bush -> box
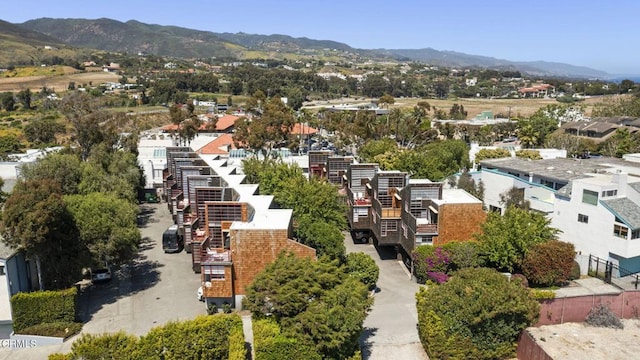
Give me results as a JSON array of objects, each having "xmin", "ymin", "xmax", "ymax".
[
  {"xmin": 412, "ymin": 246, "xmax": 451, "ymax": 284},
  {"xmin": 136, "ymin": 314, "xmax": 242, "ymax": 359},
  {"xmin": 11, "ymin": 288, "xmax": 77, "ymax": 332},
  {"xmin": 228, "ymin": 326, "xmax": 247, "ymax": 360},
  {"xmin": 569, "ymin": 260, "xmax": 581, "ymax": 280},
  {"xmin": 416, "ymin": 268, "xmax": 540, "ymax": 360},
  {"xmin": 67, "ymin": 332, "xmax": 138, "ymax": 360},
  {"xmin": 345, "ymin": 252, "xmax": 379, "ymax": 290},
  {"xmin": 253, "ymin": 318, "xmax": 320, "ymax": 360},
  {"xmin": 512, "ymin": 273, "xmax": 529, "ymax": 288},
  {"xmin": 20, "ymin": 321, "xmax": 82, "ymax": 338},
  {"xmin": 441, "ymin": 241, "xmax": 483, "ymax": 270},
  {"xmin": 530, "ymin": 289, "xmax": 556, "ymax": 300},
  {"xmin": 585, "ymin": 304, "xmax": 624, "ymax": 329},
  {"xmin": 522, "ymin": 241, "xmax": 575, "ymax": 287}
]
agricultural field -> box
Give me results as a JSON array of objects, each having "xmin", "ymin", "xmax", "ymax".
[{"xmin": 0, "ymin": 66, "xmax": 119, "ymax": 93}]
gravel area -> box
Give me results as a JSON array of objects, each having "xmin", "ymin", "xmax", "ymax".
[{"xmin": 527, "ymin": 319, "xmax": 640, "ymax": 359}]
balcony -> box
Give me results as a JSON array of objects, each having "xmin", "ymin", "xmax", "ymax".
[
  {"xmin": 381, "ymin": 208, "xmax": 401, "ymax": 218},
  {"xmin": 416, "ymin": 218, "xmax": 438, "ymax": 235},
  {"xmin": 202, "ymin": 249, "xmax": 232, "ymax": 264}
]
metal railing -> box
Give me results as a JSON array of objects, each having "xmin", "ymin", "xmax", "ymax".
[{"xmin": 588, "ymin": 255, "xmax": 640, "ymax": 290}]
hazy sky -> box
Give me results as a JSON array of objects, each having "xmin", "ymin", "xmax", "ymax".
[{"xmin": 3, "ymin": 0, "xmax": 638, "ymax": 74}]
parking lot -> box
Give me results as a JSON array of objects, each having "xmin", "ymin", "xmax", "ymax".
[{"xmin": 1, "ymin": 202, "xmax": 206, "ymax": 359}]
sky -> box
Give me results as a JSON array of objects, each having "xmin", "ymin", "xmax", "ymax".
[{"xmin": 3, "ymin": 0, "xmax": 639, "ymax": 75}]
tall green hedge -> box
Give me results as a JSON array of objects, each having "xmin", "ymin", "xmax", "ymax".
[
  {"xmin": 11, "ymin": 288, "xmax": 77, "ymax": 332},
  {"xmin": 49, "ymin": 314, "xmax": 243, "ymax": 360},
  {"xmin": 228, "ymin": 326, "xmax": 247, "ymax": 360},
  {"xmin": 253, "ymin": 318, "xmax": 320, "ymax": 360}
]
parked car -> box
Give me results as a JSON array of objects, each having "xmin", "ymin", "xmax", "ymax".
[{"xmin": 91, "ymin": 262, "xmax": 112, "ymax": 283}]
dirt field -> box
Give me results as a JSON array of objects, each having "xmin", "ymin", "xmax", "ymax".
[
  {"xmin": 0, "ymin": 67, "xmax": 119, "ymax": 93},
  {"xmin": 304, "ymin": 96, "xmax": 604, "ymax": 119},
  {"xmin": 527, "ymin": 319, "xmax": 640, "ymax": 359}
]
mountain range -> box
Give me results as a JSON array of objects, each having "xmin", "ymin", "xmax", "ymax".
[{"xmin": 1, "ymin": 17, "xmax": 615, "ymax": 79}]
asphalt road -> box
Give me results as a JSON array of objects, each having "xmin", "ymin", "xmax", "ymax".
[
  {"xmin": 1, "ymin": 202, "xmax": 206, "ymax": 359},
  {"xmin": 345, "ymin": 233, "xmax": 429, "ymax": 360}
]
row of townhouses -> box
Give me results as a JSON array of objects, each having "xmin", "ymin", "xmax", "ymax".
[
  {"xmin": 308, "ymin": 151, "xmax": 486, "ymax": 268},
  {"xmin": 161, "ymin": 146, "xmax": 315, "ymax": 308}
]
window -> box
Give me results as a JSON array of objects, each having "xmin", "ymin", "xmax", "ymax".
[
  {"xmin": 402, "ymin": 223, "xmax": 408, "ymax": 238},
  {"xmin": 601, "ymin": 189, "xmax": 618, "ymax": 197},
  {"xmin": 614, "ymin": 224, "xmax": 629, "ymax": 239},
  {"xmin": 416, "ymin": 236, "xmax": 433, "ymax": 244},
  {"xmin": 632, "ymin": 229, "xmax": 640, "ymax": 240},
  {"xmin": 577, "ymin": 214, "xmax": 589, "ymax": 223},
  {"xmin": 203, "ymin": 265, "xmax": 225, "ymax": 280},
  {"xmin": 582, "ymin": 189, "xmax": 598, "ymax": 205},
  {"xmin": 0, "ymin": 265, "xmax": 4, "ymax": 276}
]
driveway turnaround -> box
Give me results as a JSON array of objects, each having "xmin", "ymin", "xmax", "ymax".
[
  {"xmin": 344, "ymin": 233, "xmax": 428, "ymax": 360},
  {"xmin": 1, "ymin": 202, "xmax": 206, "ymax": 359}
]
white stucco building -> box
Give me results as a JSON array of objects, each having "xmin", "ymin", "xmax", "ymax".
[{"xmin": 479, "ymin": 156, "xmax": 640, "ymax": 274}]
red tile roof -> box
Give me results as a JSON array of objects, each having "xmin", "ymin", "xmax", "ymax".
[
  {"xmin": 214, "ymin": 114, "xmax": 241, "ymax": 131},
  {"xmin": 291, "ymin": 123, "xmax": 318, "ymax": 135},
  {"xmin": 196, "ymin": 134, "xmax": 236, "ymax": 155}
]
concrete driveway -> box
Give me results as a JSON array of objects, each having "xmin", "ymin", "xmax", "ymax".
[
  {"xmin": 1, "ymin": 202, "xmax": 206, "ymax": 359},
  {"xmin": 344, "ymin": 233, "xmax": 428, "ymax": 360}
]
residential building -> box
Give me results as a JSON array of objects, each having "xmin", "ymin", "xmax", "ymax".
[
  {"xmin": 162, "ymin": 148, "xmax": 316, "ymax": 308},
  {"xmin": 334, "ymin": 153, "xmax": 485, "ymax": 267},
  {"xmin": 0, "ymin": 243, "xmax": 37, "ymax": 339},
  {"xmin": 518, "ymin": 83, "xmax": 555, "ymax": 98},
  {"xmin": 478, "ymin": 156, "xmax": 640, "ymax": 275}
]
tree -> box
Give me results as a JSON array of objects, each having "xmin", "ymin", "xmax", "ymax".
[
  {"xmin": 522, "ymin": 240, "xmax": 575, "ymax": 287},
  {"xmin": 19, "ymin": 153, "xmax": 83, "ymax": 195},
  {"xmin": 475, "ymin": 206, "xmax": 560, "ymax": 272},
  {"xmin": 65, "ymin": 192, "xmax": 140, "ymax": 266},
  {"xmin": 378, "ymin": 93, "xmax": 395, "ymax": 108},
  {"xmin": 234, "ymin": 97, "xmax": 295, "ymax": 158},
  {"xmin": 23, "ymin": 116, "xmax": 65, "ymax": 145},
  {"xmin": 244, "ymin": 253, "xmax": 372, "ymax": 359},
  {"xmin": 59, "ymin": 91, "xmax": 110, "ymax": 161},
  {"xmin": 454, "ymin": 170, "xmax": 484, "ymax": 200},
  {"xmin": 1, "ymin": 179, "xmax": 84, "ymax": 289},
  {"xmin": 296, "ymin": 217, "xmax": 345, "ymax": 261},
  {"xmin": 449, "ymin": 103, "xmax": 467, "ymax": 120},
  {"xmin": 499, "ymin": 186, "xmax": 530, "ymax": 210},
  {"xmin": 0, "ymin": 92, "xmax": 14, "ymax": 111},
  {"xmin": 416, "ymin": 267, "xmax": 539, "ymax": 360},
  {"xmin": 16, "ymin": 89, "xmax": 32, "ymax": 110},
  {"xmin": 515, "ymin": 149, "xmax": 542, "ymax": 160},
  {"xmin": 358, "ymin": 138, "xmax": 397, "ymax": 163},
  {"xmin": 345, "ymin": 252, "xmax": 379, "ymax": 290},
  {"xmin": 0, "ymin": 135, "xmax": 22, "ymax": 159}
]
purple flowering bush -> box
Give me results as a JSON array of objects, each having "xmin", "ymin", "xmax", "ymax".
[{"xmin": 412, "ymin": 246, "xmax": 452, "ymax": 284}]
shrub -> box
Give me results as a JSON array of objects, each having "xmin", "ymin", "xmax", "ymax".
[
  {"xmin": 135, "ymin": 314, "xmax": 243, "ymax": 359},
  {"xmin": 416, "ymin": 268, "xmax": 540, "ymax": 360},
  {"xmin": 20, "ymin": 321, "xmax": 82, "ymax": 339},
  {"xmin": 522, "ymin": 241, "xmax": 575, "ymax": 287},
  {"xmin": 412, "ymin": 246, "xmax": 451, "ymax": 284},
  {"xmin": 228, "ymin": 326, "xmax": 247, "ymax": 360},
  {"xmin": 530, "ymin": 289, "xmax": 556, "ymax": 300},
  {"xmin": 585, "ymin": 304, "xmax": 624, "ymax": 329},
  {"xmin": 569, "ymin": 260, "xmax": 581, "ymax": 280},
  {"xmin": 11, "ymin": 288, "xmax": 77, "ymax": 332},
  {"xmin": 441, "ymin": 241, "xmax": 483, "ymax": 270},
  {"xmin": 253, "ymin": 318, "xmax": 320, "ymax": 360},
  {"xmin": 345, "ymin": 252, "xmax": 379, "ymax": 290},
  {"xmin": 67, "ymin": 332, "xmax": 138, "ymax": 360},
  {"xmin": 511, "ymin": 273, "xmax": 529, "ymax": 288}
]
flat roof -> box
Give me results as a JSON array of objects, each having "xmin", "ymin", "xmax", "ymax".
[
  {"xmin": 434, "ymin": 188, "xmax": 482, "ymax": 204},
  {"xmin": 480, "ymin": 157, "xmax": 640, "ymax": 182}
]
